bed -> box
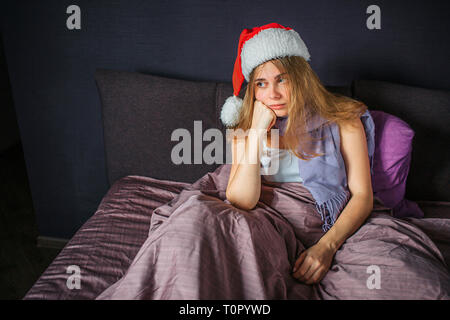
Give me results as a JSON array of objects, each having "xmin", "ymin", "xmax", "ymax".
[{"xmin": 23, "ymin": 69, "xmax": 450, "ymax": 299}]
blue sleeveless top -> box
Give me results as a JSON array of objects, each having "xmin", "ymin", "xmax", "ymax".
[{"xmin": 260, "ymin": 138, "xmax": 304, "ymax": 183}]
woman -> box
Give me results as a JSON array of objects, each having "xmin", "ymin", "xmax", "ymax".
[
  {"xmin": 96, "ymin": 23, "xmax": 449, "ymax": 300},
  {"xmin": 223, "ymin": 22, "xmax": 374, "ymax": 285}
]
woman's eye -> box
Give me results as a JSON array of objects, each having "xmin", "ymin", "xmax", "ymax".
[{"xmin": 256, "ymin": 78, "xmax": 286, "ymax": 88}]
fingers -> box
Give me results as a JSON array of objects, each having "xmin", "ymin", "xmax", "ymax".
[
  {"xmin": 292, "ymin": 252, "xmax": 311, "ymax": 280},
  {"xmin": 292, "ymin": 255, "xmax": 326, "ymax": 285},
  {"xmin": 293, "ymin": 262, "xmax": 322, "ymax": 284},
  {"xmin": 292, "ymin": 251, "xmax": 306, "ymax": 273},
  {"xmin": 264, "ymin": 104, "xmax": 278, "ymax": 131},
  {"xmin": 302, "ymin": 261, "xmax": 319, "ymax": 281},
  {"xmin": 252, "ymin": 100, "xmax": 277, "ymax": 131},
  {"xmin": 268, "ymin": 115, "xmax": 276, "ymax": 131},
  {"xmin": 293, "ymin": 258, "xmax": 312, "ymax": 282},
  {"xmin": 304, "ymin": 266, "xmax": 326, "ymax": 285}
]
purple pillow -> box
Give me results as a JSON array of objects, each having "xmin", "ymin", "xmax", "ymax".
[{"xmin": 369, "ymin": 110, "xmax": 424, "ymax": 218}]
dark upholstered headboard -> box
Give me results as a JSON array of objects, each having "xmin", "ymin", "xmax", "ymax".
[{"xmin": 94, "ymin": 69, "xmax": 450, "ymax": 202}]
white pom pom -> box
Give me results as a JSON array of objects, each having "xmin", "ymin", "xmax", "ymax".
[{"xmin": 220, "ymin": 95, "xmax": 243, "ymax": 127}]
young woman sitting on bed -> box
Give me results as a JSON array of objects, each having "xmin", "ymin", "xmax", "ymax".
[
  {"xmin": 96, "ymin": 22, "xmax": 449, "ymax": 300},
  {"xmin": 223, "ymin": 22, "xmax": 374, "ymax": 285}
]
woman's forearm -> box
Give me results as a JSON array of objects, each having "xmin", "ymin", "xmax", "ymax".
[
  {"xmin": 318, "ymin": 193, "xmax": 373, "ymax": 252},
  {"xmin": 227, "ymin": 129, "xmax": 265, "ymax": 210}
]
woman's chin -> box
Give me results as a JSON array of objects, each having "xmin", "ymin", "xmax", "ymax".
[{"xmin": 275, "ymin": 110, "xmax": 288, "ymax": 118}]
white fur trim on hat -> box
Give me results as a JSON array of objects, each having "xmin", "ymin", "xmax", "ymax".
[
  {"xmin": 220, "ymin": 95, "xmax": 243, "ymax": 127},
  {"xmin": 241, "ymin": 28, "xmax": 311, "ymax": 82}
]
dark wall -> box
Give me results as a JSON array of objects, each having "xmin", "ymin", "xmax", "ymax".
[
  {"xmin": 0, "ymin": 32, "xmax": 20, "ymax": 153},
  {"xmin": 1, "ymin": 0, "xmax": 449, "ymax": 239}
]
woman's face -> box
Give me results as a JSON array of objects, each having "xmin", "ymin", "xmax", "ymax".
[{"xmin": 254, "ymin": 61, "xmax": 290, "ymax": 117}]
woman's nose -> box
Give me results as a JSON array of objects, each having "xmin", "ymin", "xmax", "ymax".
[{"xmin": 268, "ymin": 85, "xmax": 281, "ymax": 98}]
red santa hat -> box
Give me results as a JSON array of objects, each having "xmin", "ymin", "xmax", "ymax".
[{"xmin": 220, "ymin": 22, "xmax": 311, "ymax": 127}]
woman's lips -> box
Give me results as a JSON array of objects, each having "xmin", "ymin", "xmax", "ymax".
[{"xmin": 269, "ymin": 104, "xmax": 285, "ymax": 110}]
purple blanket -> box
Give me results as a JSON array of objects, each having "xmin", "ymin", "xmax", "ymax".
[
  {"xmin": 23, "ymin": 164, "xmax": 450, "ymax": 299},
  {"xmin": 93, "ymin": 164, "xmax": 450, "ymax": 299}
]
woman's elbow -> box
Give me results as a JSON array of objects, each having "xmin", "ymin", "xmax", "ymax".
[{"xmin": 226, "ymin": 190, "xmax": 256, "ymax": 211}]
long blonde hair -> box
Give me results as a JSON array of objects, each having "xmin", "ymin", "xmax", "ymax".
[{"xmin": 231, "ymin": 56, "xmax": 368, "ymax": 160}]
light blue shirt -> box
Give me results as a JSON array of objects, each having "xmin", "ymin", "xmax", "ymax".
[{"xmin": 260, "ymin": 138, "xmax": 304, "ymax": 183}]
